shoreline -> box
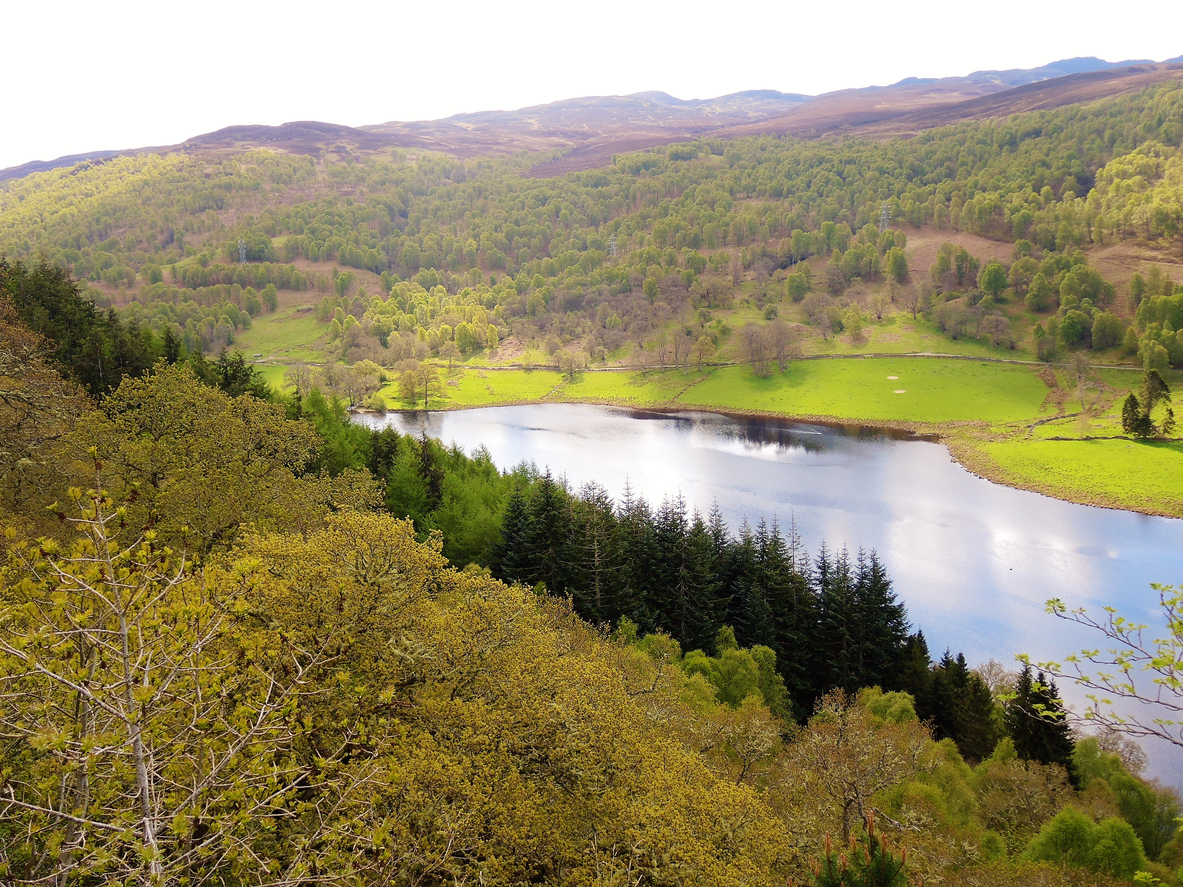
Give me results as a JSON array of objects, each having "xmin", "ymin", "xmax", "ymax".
[{"xmin": 354, "ymin": 394, "xmax": 1183, "ymax": 522}]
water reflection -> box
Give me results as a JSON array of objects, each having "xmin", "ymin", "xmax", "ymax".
[{"xmin": 355, "ymin": 403, "xmax": 1183, "ymax": 780}]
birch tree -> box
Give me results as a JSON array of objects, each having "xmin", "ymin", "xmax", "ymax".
[{"xmin": 0, "ymin": 478, "xmax": 326, "ymax": 887}]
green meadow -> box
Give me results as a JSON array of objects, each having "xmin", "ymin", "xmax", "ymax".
[
  {"xmin": 979, "ymin": 438, "xmax": 1183, "ymax": 517},
  {"xmin": 233, "ymin": 307, "xmax": 324, "ymax": 362},
  {"xmin": 349, "ymin": 354, "xmax": 1179, "ymax": 517},
  {"xmin": 676, "ymin": 359, "xmax": 1052, "ymax": 425}
]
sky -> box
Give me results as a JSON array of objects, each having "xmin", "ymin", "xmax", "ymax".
[{"xmin": 3, "ymin": 0, "xmax": 1183, "ymax": 171}]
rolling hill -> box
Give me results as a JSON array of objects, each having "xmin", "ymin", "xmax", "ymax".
[{"xmin": 4, "ymin": 55, "xmax": 1181, "ymax": 182}]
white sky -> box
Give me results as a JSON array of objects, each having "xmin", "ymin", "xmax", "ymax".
[{"xmin": 3, "ymin": 0, "xmax": 1182, "ymax": 171}]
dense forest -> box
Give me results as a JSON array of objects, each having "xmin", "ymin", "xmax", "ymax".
[
  {"xmin": 2, "ymin": 80, "xmax": 1183, "ymax": 374},
  {"xmin": 2, "ymin": 260, "xmax": 1182, "ymax": 885}
]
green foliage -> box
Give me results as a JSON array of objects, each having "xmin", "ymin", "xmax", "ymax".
[
  {"xmin": 1026, "ymin": 808, "xmax": 1148, "ymax": 880},
  {"xmin": 1, "ymin": 258, "xmax": 160, "ymax": 396},
  {"xmin": 1122, "ymin": 370, "xmax": 1174, "ymax": 437},
  {"xmin": 7, "ymin": 80, "xmax": 1183, "ymax": 367},
  {"xmin": 1004, "ymin": 665, "xmax": 1076, "ymax": 778},
  {"xmin": 813, "ymin": 814, "xmax": 913, "ymax": 886}
]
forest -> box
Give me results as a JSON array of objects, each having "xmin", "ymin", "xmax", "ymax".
[
  {"xmin": 2, "ymin": 80, "xmax": 1183, "ymax": 374},
  {"xmin": 2, "ymin": 260, "xmax": 1182, "ymax": 886}
]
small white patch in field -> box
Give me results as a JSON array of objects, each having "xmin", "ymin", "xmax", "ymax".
[
  {"xmin": 887, "ymin": 375, "xmax": 898, "ymax": 380},
  {"xmin": 894, "ymin": 389, "xmax": 906, "ymax": 394}
]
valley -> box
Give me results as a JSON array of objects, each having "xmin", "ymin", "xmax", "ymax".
[{"xmin": 4, "ymin": 47, "xmax": 1183, "ymax": 887}]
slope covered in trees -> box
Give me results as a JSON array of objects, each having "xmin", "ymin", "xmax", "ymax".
[
  {"xmin": 3, "ymin": 283, "xmax": 1183, "ymax": 885},
  {"xmin": 2, "ymin": 79, "xmax": 1183, "ymax": 371}
]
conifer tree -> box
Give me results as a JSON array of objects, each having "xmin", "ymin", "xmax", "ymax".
[
  {"xmin": 890, "ymin": 632, "xmax": 933, "ymax": 715},
  {"xmin": 567, "ymin": 482, "xmax": 620, "ymax": 622},
  {"xmin": 681, "ymin": 510, "xmax": 726, "ymax": 653},
  {"xmin": 851, "ymin": 550, "xmax": 908, "ymax": 689},
  {"xmin": 1006, "ymin": 664, "xmax": 1076, "ymax": 780},
  {"xmin": 613, "ymin": 483, "xmax": 659, "ymax": 631},
  {"xmin": 524, "ymin": 470, "xmax": 573, "ymax": 597},
  {"xmin": 761, "ymin": 517, "xmax": 817, "ymax": 715},
  {"xmin": 815, "ymin": 546, "xmax": 858, "ymax": 693},
  {"xmin": 490, "ymin": 486, "xmax": 533, "ymax": 585}
]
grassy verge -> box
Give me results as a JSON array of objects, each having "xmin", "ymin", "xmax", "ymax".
[
  {"xmin": 675, "ymin": 359, "xmax": 1051, "ymax": 425},
  {"xmin": 367, "ymin": 356, "xmax": 1182, "ymax": 518},
  {"xmin": 971, "ymin": 438, "xmax": 1183, "ymax": 517}
]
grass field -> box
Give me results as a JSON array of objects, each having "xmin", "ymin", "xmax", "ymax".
[
  {"xmin": 558, "ymin": 370, "xmax": 709, "ymax": 405},
  {"xmin": 347, "ymin": 353, "xmax": 1180, "ymax": 517},
  {"xmin": 795, "ymin": 314, "xmax": 1036, "ymax": 361},
  {"xmin": 979, "ymin": 438, "xmax": 1183, "ymax": 517},
  {"xmin": 381, "ymin": 368, "xmax": 566, "ymax": 407},
  {"xmin": 233, "ymin": 307, "xmax": 324, "ymax": 362},
  {"xmin": 254, "ymin": 363, "xmax": 290, "ymax": 391},
  {"xmin": 676, "ymin": 359, "xmax": 1052, "ymax": 425}
]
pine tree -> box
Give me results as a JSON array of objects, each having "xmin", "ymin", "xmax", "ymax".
[
  {"xmin": 613, "ymin": 483, "xmax": 659, "ymax": 631},
  {"xmin": 654, "ymin": 495, "xmax": 691, "ymax": 637},
  {"xmin": 1006, "ymin": 664, "xmax": 1076, "ymax": 780},
  {"xmin": 890, "ymin": 632, "xmax": 934, "ymax": 718},
  {"xmin": 815, "ymin": 545, "xmax": 858, "ymax": 693},
  {"xmin": 851, "ymin": 550, "xmax": 908, "ymax": 689},
  {"xmin": 959, "ymin": 671, "xmax": 1002, "ymax": 764},
  {"xmin": 813, "ymin": 813, "xmax": 912, "ymax": 887},
  {"xmin": 524, "ymin": 471, "xmax": 573, "ymax": 598},
  {"xmin": 681, "ymin": 511, "xmax": 726, "ymax": 653},
  {"xmin": 728, "ymin": 521, "xmax": 760, "ymax": 647},
  {"xmin": 490, "ymin": 486, "xmax": 532, "ymax": 585},
  {"xmin": 568, "ymin": 482, "xmax": 620, "ymax": 623},
  {"xmin": 416, "ymin": 432, "xmax": 444, "ymax": 511},
  {"xmin": 761, "ymin": 517, "xmax": 817, "ymax": 716}
]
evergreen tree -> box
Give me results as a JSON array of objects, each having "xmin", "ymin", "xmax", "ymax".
[
  {"xmin": 567, "ymin": 482, "xmax": 620, "ymax": 623},
  {"xmin": 728, "ymin": 521, "xmax": 761, "ymax": 646},
  {"xmin": 851, "ymin": 550, "xmax": 908, "ymax": 689},
  {"xmin": 761, "ymin": 517, "xmax": 817, "ymax": 715},
  {"xmin": 958, "ymin": 671, "xmax": 1003, "ymax": 764},
  {"xmin": 813, "ymin": 813, "xmax": 912, "ymax": 887},
  {"xmin": 613, "ymin": 483, "xmax": 659, "ymax": 631},
  {"xmin": 1006, "ymin": 665, "xmax": 1076, "ymax": 780},
  {"xmin": 654, "ymin": 495, "xmax": 692, "ymax": 637},
  {"xmin": 681, "ymin": 511, "xmax": 726, "ymax": 653},
  {"xmin": 490, "ymin": 487, "xmax": 533, "ymax": 585},
  {"xmin": 815, "ymin": 545, "xmax": 858, "ymax": 693},
  {"xmin": 890, "ymin": 632, "xmax": 934, "ymax": 718},
  {"xmin": 416, "ymin": 432, "xmax": 445, "ymax": 511},
  {"xmin": 524, "ymin": 470, "xmax": 573, "ymax": 597}
]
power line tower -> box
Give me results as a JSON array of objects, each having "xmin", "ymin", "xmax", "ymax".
[
  {"xmin": 879, "ymin": 204, "xmax": 892, "ymax": 233},
  {"xmin": 607, "ymin": 234, "xmax": 617, "ymax": 258},
  {"xmin": 238, "ymin": 238, "xmax": 247, "ymax": 264}
]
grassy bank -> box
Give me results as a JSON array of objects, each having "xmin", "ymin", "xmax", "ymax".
[{"xmin": 395, "ymin": 356, "xmax": 1181, "ymax": 519}]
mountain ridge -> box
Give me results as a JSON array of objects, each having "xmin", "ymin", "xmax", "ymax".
[{"xmin": 3, "ymin": 55, "xmax": 1181, "ymax": 182}]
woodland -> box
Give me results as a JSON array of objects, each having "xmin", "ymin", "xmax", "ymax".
[
  {"xmin": 1, "ymin": 257, "xmax": 1182, "ymax": 886},
  {"xmin": 3, "ymin": 69, "xmax": 1183, "ymax": 886}
]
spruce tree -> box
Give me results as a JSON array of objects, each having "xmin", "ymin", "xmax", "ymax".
[
  {"xmin": 761, "ymin": 517, "xmax": 817, "ymax": 716},
  {"xmin": 654, "ymin": 495, "xmax": 691, "ymax": 637},
  {"xmin": 568, "ymin": 482, "xmax": 620, "ymax": 623},
  {"xmin": 728, "ymin": 521, "xmax": 760, "ymax": 646},
  {"xmin": 1006, "ymin": 664, "xmax": 1076, "ymax": 780},
  {"xmin": 613, "ymin": 483, "xmax": 659, "ymax": 632},
  {"xmin": 490, "ymin": 487, "xmax": 533, "ymax": 585},
  {"xmin": 815, "ymin": 545, "xmax": 858, "ymax": 693},
  {"xmin": 681, "ymin": 511, "xmax": 726, "ymax": 653},
  {"xmin": 851, "ymin": 550, "xmax": 908, "ymax": 689},
  {"xmin": 524, "ymin": 471, "xmax": 573, "ymax": 598},
  {"xmin": 891, "ymin": 632, "xmax": 934, "ymax": 719}
]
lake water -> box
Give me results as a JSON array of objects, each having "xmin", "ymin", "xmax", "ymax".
[{"xmin": 354, "ymin": 404, "xmax": 1183, "ymax": 779}]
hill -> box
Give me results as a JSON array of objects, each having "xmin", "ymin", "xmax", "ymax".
[{"xmin": 4, "ymin": 55, "xmax": 1182, "ymax": 182}]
